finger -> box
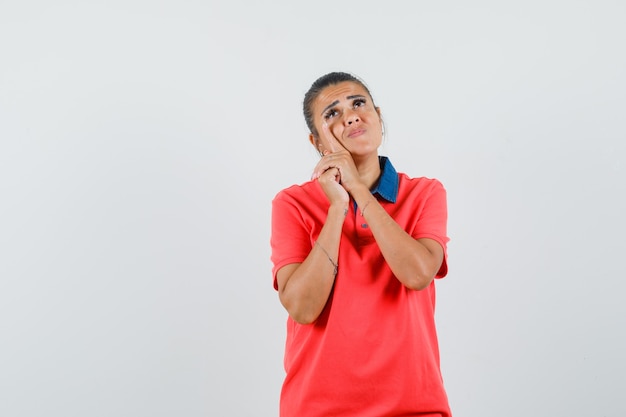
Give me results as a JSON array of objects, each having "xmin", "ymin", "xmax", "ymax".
[
  {"xmin": 320, "ymin": 167, "xmax": 341, "ymax": 183},
  {"xmin": 310, "ymin": 124, "xmax": 347, "ymax": 180},
  {"xmin": 321, "ymin": 123, "xmax": 346, "ymax": 154},
  {"xmin": 311, "ymin": 150, "xmax": 332, "ymax": 180},
  {"xmin": 311, "ymin": 162, "xmax": 326, "ymax": 180},
  {"xmin": 312, "ymin": 162, "xmax": 333, "ymax": 180},
  {"xmin": 333, "ymin": 167, "xmax": 341, "ymax": 182}
]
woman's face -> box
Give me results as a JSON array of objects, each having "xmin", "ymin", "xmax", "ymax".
[{"xmin": 310, "ymin": 81, "xmax": 382, "ymax": 157}]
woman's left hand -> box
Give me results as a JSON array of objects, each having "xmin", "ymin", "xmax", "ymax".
[{"xmin": 311, "ymin": 124, "xmax": 362, "ymax": 193}]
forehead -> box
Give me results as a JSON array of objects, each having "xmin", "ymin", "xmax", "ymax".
[{"xmin": 313, "ymin": 81, "xmax": 370, "ymax": 112}]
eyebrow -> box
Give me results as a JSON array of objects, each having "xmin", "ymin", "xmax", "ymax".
[{"xmin": 320, "ymin": 94, "xmax": 367, "ymax": 116}]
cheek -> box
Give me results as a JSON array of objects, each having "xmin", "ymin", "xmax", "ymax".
[
  {"xmin": 319, "ymin": 121, "xmax": 341, "ymax": 139},
  {"xmin": 331, "ymin": 125, "xmax": 347, "ymax": 144},
  {"xmin": 330, "ymin": 123, "xmax": 343, "ymax": 136}
]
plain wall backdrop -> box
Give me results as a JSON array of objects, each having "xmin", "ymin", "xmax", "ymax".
[{"xmin": 1, "ymin": 1, "xmax": 624, "ymax": 416}]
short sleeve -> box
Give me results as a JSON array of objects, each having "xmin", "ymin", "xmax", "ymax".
[
  {"xmin": 270, "ymin": 191, "xmax": 313, "ymax": 290},
  {"xmin": 411, "ymin": 179, "xmax": 449, "ymax": 278}
]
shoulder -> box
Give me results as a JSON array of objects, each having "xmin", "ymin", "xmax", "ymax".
[
  {"xmin": 397, "ymin": 173, "xmax": 446, "ymax": 194},
  {"xmin": 272, "ymin": 180, "xmax": 324, "ymax": 204},
  {"xmin": 271, "ymin": 180, "xmax": 329, "ymax": 226}
]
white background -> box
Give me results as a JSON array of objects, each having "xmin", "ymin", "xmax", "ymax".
[{"xmin": 1, "ymin": 1, "xmax": 625, "ymax": 416}]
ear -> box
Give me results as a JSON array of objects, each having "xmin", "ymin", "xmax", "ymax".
[
  {"xmin": 309, "ymin": 133, "xmax": 322, "ymax": 150},
  {"xmin": 310, "ymin": 133, "xmax": 324, "ymax": 155},
  {"xmin": 375, "ymin": 106, "xmax": 381, "ymax": 117}
]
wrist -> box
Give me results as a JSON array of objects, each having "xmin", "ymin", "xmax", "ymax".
[
  {"xmin": 328, "ymin": 203, "xmax": 349, "ymax": 218},
  {"xmin": 349, "ymin": 184, "xmax": 373, "ymax": 204}
]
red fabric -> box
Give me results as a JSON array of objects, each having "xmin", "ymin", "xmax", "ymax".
[{"xmin": 270, "ymin": 174, "xmax": 451, "ymax": 417}]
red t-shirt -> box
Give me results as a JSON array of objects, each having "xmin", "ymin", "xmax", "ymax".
[{"xmin": 271, "ymin": 159, "xmax": 451, "ymax": 417}]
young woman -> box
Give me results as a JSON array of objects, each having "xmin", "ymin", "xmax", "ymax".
[{"xmin": 270, "ymin": 72, "xmax": 452, "ymax": 416}]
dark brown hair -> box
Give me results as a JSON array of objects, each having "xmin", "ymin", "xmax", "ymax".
[{"xmin": 303, "ymin": 72, "xmax": 375, "ymax": 137}]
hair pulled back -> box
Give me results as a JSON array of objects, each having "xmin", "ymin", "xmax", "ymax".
[{"xmin": 303, "ymin": 72, "xmax": 375, "ymax": 137}]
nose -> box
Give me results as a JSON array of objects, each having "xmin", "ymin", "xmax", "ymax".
[{"xmin": 344, "ymin": 109, "xmax": 360, "ymax": 126}]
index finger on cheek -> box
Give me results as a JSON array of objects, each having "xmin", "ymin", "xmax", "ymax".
[{"xmin": 321, "ymin": 123, "xmax": 344, "ymax": 154}]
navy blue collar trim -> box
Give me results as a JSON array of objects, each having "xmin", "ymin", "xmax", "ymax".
[{"xmin": 371, "ymin": 156, "xmax": 398, "ymax": 203}]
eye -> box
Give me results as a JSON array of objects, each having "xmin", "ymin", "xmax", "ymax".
[
  {"xmin": 324, "ymin": 108, "xmax": 339, "ymax": 120},
  {"xmin": 353, "ymin": 98, "xmax": 366, "ymax": 108}
]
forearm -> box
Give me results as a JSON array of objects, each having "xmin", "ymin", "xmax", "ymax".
[
  {"xmin": 351, "ymin": 186, "xmax": 442, "ymax": 290},
  {"xmin": 278, "ymin": 204, "xmax": 347, "ymax": 324}
]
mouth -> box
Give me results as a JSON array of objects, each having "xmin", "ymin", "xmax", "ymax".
[{"xmin": 347, "ymin": 128, "xmax": 366, "ymax": 138}]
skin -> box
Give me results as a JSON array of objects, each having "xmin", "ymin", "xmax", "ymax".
[{"xmin": 276, "ymin": 81, "xmax": 445, "ymax": 324}]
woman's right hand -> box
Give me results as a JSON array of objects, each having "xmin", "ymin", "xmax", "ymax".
[{"xmin": 317, "ymin": 160, "xmax": 349, "ymax": 207}]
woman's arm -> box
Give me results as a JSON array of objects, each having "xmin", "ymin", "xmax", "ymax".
[
  {"xmin": 275, "ymin": 204, "xmax": 346, "ymax": 324},
  {"xmin": 275, "ymin": 164, "xmax": 349, "ymax": 324},
  {"xmin": 311, "ymin": 129, "xmax": 445, "ymax": 290},
  {"xmin": 350, "ymin": 185, "xmax": 444, "ymax": 290}
]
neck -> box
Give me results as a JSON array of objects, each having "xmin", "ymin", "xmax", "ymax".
[{"xmin": 353, "ymin": 154, "xmax": 381, "ymax": 190}]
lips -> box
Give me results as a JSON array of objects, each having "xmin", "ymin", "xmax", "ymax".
[{"xmin": 347, "ymin": 128, "xmax": 366, "ymax": 138}]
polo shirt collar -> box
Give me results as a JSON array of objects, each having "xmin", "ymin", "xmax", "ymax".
[{"xmin": 371, "ymin": 156, "xmax": 398, "ymax": 203}]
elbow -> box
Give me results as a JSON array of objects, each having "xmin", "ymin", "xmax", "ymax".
[
  {"xmin": 398, "ymin": 253, "xmax": 440, "ymax": 290},
  {"xmin": 398, "ymin": 271, "xmax": 435, "ymax": 291},
  {"xmin": 279, "ymin": 293, "xmax": 320, "ymax": 325},
  {"xmin": 404, "ymin": 275, "xmax": 434, "ymax": 291},
  {"xmin": 285, "ymin": 303, "xmax": 319, "ymax": 324},
  {"xmin": 289, "ymin": 312, "xmax": 317, "ymax": 325}
]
